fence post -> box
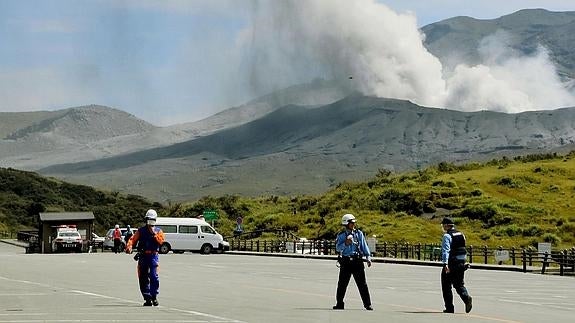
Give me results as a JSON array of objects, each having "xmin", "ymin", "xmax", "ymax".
[
  {"xmin": 511, "ymin": 247, "xmax": 516, "ymax": 266},
  {"xmin": 417, "ymin": 243, "xmax": 421, "ymax": 260},
  {"xmin": 541, "ymin": 252, "xmax": 549, "ymax": 274},
  {"xmin": 560, "ymin": 250, "xmax": 565, "ymax": 276},
  {"xmin": 383, "ymin": 242, "xmax": 387, "ymax": 258},
  {"xmin": 469, "ymin": 245, "xmax": 473, "ymax": 264},
  {"xmin": 522, "ymin": 249, "xmax": 527, "ymax": 273},
  {"xmin": 483, "ymin": 245, "xmax": 488, "ymax": 264},
  {"xmin": 394, "ymin": 242, "xmax": 398, "ymax": 258}
]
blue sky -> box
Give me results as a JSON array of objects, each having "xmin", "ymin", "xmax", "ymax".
[{"xmin": 0, "ymin": 0, "xmax": 573, "ymax": 126}]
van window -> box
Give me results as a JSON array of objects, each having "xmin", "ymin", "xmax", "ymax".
[
  {"xmin": 157, "ymin": 225, "xmax": 177, "ymax": 233},
  {"xmin": 179, "ymin": 225, "xmax": 198, "ymax": 234},
  {"xmin": 200, "ymin": 226, "xmax": 215, "ymax": 234}
]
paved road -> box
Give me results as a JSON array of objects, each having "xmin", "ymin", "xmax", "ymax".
[{"xmin": 0, "ymin": 243, "xmax": 573, "ymax": 323}]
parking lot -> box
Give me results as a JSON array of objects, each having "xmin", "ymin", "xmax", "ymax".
[{"xmin": 0, "ymin": 242, "xmax": 573, "ymax": 323}]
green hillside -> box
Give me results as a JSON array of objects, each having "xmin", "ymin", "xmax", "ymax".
[
  {"xmin": 2, "ymin": 152, "xmax": 575, "ymax": 250},
  {"xmin": 0, "ymin": 168, "xmax": 162, "ymax": 234},
  {"xmin": 172, "ymin": 152, "xmax": 575, "ymax": 249}
]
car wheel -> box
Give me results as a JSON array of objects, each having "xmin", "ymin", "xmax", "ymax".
[
  {"xmin": 159, "ymin": 243, "xmax": 171, "ymax": 254},
  {"xmin": 200, "ymin": 244, "xmax": 213, "ymax": 254}
]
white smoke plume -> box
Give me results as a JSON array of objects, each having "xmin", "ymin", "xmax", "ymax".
[{"xmin": 240, "ymin": 0, "xmax": 575, "ymax": 112}]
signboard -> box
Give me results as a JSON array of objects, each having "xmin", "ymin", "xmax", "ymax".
[
  {"xmin": 538, "ymin": 242, "xmax": 551, "ymax": 255},
  {"xmin": 203, "ymin": 210, "xmax": 218, "ymax": 221},
  {"xmin": 494, "ymin": 250, "xmax": 509, "ymax": 263},
  {"xmin": 367, "ymin": 237, "xmax": 377, "ymax": 256}
]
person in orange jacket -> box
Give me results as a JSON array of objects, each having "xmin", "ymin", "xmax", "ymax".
[
  {"xmin": 112, "ymin": 224, "xmax": 123, "ymax": 254},
  {"xmin": 126, "ymin": 209, "xmax": 165, "ymax": 306}
]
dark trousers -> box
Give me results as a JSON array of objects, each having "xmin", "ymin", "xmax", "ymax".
[
  {"xmin": 113, "ymin": 238, "xmax": 122, "ymax": 253},
  {"xmin": 441, "ymin": 261, "xmax": 470, "ymax": 311},
  {"xmin": 138, "ymin": 254, "xmax": 160, "ymax": 300},
  {"xmin": 335, "ymin": 257, "xmax": 371, "ymax": 307}
]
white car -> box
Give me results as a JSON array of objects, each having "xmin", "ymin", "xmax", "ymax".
[
  {"xmin": 51, "ymin": 229, "xmax": 83, "ymax": 253},
  {"xmin": 104, "ymin": 227, "xmax": 136, "ymax": 250}
]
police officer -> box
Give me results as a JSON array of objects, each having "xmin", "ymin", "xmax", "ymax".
[
  {"xmin": 333, "ymin": 213, "xmax": 373, "ymax": 311},
  {"xmin": 126, "ymin": 209, "xmax": 165, "ymax": 306},
  {"xmin": 440, "ymin": 217, "xmax": 472, "ymax": 313}
]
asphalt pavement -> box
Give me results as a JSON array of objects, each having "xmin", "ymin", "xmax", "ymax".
[{"xmin": 0, "ymin": 243, "xmax": 573, "ymax": 323}]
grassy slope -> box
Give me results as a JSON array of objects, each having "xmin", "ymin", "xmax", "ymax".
[
  {"xmin": 3, "ymin": 152, "xmax": 574, "ymax": 249},
  {"xmin": 176, "ymin": 152, "xmax": 575, "ymax": 249}
]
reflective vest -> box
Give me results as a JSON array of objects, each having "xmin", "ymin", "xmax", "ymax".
[
  {"xmin": 447, "ymin": 228, "xmax": 467, "ymax": 261},
  {"xmin": 113, "ymin": 229, "xmax": 122, "ymax": 239}
]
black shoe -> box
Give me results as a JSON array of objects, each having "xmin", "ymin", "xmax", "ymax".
[
  {"xmin": 332, "ymin": 304, "xmax": 344, "ymax": 310},
  {"xmin": 443, "ymin": 309, "xmax": 454, "ymax": 313},
  {"xmin": 365, "ymin": 305, "xmax": 373, "ymax": 311},
  {"xmin": 152, "ymin": 299, "xmax": 159, "ymax": 306},
  {"xmin": 143, "ymin": 300, "xmax": 152, "ymax": 306},
  {"xmin": 465, "ymin": 296, "xmax": 473, "ymax": 313}
]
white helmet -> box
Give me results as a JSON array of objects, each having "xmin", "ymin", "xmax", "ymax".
[
  {"xmin": 145, "ymin": 209, "xmax": 158, "ymax": 220},
  {"xmin": 341, "ymin": 213, "xmax": 356, "ymax": 225},
  {"xmin": 114, "ymin": 224, "xmax": 119, "ymax": 229}
]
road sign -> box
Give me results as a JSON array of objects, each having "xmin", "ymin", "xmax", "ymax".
[
  {"xmin": 203, "ymin": 210, "xmax": 218, "ymax": 221},
  {"xmin": 494, "ymin": 250, "xmax": 509, "ymax": 263}
]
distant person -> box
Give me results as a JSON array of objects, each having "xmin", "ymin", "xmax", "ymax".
[
  {"xmin": 333, "ymin": 213, "xmax": 373, "ymax": 311},
  {"xmin": 124, "ymin": 225, "xmax": 133, "ymax": 245},
  {"xmin": 126, "ymin": 209, "xmax": 165, "ymax": 306},
  {"xmin": 112, "ymin": 224, "xmax": 122, "ymax": 254},
  {"xmin": 440, "ymin": 217, "xmax": 472, "ymax": 314}
]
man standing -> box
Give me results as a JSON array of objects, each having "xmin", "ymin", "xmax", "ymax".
[
  {"xmin": 126, "ymin": 209, "xmax": 165, "ymax": 306},
  {"xmin": 440, "ymin": 217, "xmax": 473, "ymax": 313},
  {"xmin": 333, "ymin": 213, "xmax": 373, "ymax": 311},
  {"xmin": 112, "ymin": 224, "xmax": 122, "ymax": 254}
]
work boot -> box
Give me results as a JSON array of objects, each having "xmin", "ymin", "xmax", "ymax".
[
  {"xmin": 443, "ymin": 307, "xmax": 454, "ymax": 313},
  {"xmin": 365, "ymin": 305, "xmax": 373, "ymax": 311},
  {"xmin": 465, "ymin": 296, "xmax": 473, "ymax": 313},
  {"xmin": 152, "ymin": 298, "xmax": 159, "ymax": 306},
  {"xmin": 143, "ymin": 299, "xmax": 153, "ymax": 306}
]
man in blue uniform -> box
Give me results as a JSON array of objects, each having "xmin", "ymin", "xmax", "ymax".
[
  {"xmin": 126, "ymin": 209, "xmax": 165, "ymax": 306},
  {"xmin": 333, "ymin": 213, "xmax": 373, "ymax": 311},
  {"xmin": 440, "ymin": 217, "xmax": 472, "ymax": 313}
]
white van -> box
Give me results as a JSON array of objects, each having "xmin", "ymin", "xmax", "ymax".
[{"xmin": 154, "ymin": 217, "xmax": 229, "ymax": 254}]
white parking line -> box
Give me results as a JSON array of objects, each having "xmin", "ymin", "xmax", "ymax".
[{"xmin": 0, "ymin": 276, "xmax": 246, "ymax": 323}]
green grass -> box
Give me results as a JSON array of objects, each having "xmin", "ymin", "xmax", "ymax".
[
  {"xmin": 171, "ymin": 152, "xmax": 575, "ymax": 249},
  {"xmin": 2, "ymin": 152, "xmax": 575, "ymax": 250}
]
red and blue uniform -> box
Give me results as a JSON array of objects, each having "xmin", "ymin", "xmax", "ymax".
[{"xmin": 127, "ymin": 226, "xmax": 165, "ymax": 301}]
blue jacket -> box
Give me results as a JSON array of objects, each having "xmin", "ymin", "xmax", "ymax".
[{"xmin": 336, "ymin": 229, "xmax": 372, "ymax": 261}]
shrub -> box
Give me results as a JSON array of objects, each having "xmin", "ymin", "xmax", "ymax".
[
  {"xmin": 522, "ymin": 225, "xmax": 543, "ymax": 237},
  {"xmin": 459, "ymin": 203, "xmax": 499, "ymax": 222},
  {"xmin": 542, "ymin": 233, "xmax": 561, "ymax": 244}
]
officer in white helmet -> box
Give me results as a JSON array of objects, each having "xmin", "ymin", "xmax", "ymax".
[
  {"xmin": 126, "ymin": 209, "xmax": 165, "ymax": 306},
  {"xmin": 333, "ymin": 213, "xmax": 373, "ymax": 311}
]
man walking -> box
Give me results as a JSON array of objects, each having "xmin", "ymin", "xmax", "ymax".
[
  {"xmin": 333, "ymin": 213, "xmax": 373, "ymax": 311},
  {"xmin": 440, "ymin": 217, "xmax": 473, "ymax": 313},
  {"xmin": 126, "ymin": 209, "xmax": 165, "ymax": 306}
]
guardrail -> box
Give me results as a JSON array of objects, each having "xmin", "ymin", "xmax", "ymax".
[{"xmin": 228, "ymin": 239, "xmax": 575, "ymax": 276}]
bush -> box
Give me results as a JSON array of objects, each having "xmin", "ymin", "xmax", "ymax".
[
  {"xmin": 522, "ymin": 225, "xmax": 543, "ymax": 237},
  {"xmin": 542, "ymin": 233, "xmax": 561, "ymax": 244},
  {"xmin": 459, "ymin": 203, "xmax": 499, "ymax": 223}
]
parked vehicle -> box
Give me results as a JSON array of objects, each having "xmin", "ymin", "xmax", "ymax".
[
  {"xmin": 103, "ymin": 227, "xmax": 136, "ymax": 251},
  {"xmin": 51, "ymin": 226, "xmax": 83, "ymax": 253},
  {"xmin": 154, "ymin": 217, "xmax": 229, "ymax": 254}
]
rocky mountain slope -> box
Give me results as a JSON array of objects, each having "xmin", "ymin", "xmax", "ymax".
[
  {"xmin": 39, "ymin": 95, "xmax": 575, "ymax": 201},
  {"xmin": 422, "ymin": 9, "xmax": 575, "ymax": 78}
]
